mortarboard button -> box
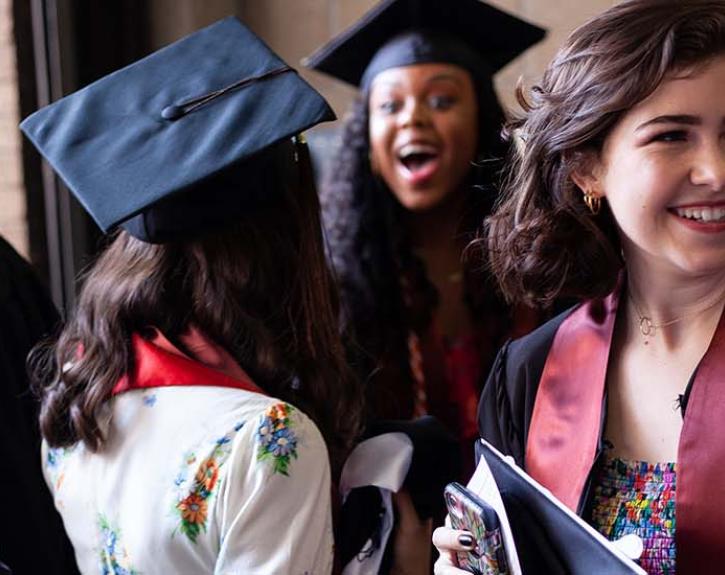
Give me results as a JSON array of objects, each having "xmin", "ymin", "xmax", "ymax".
[{"xmin": 161, "ymin": 105, "xmax": 184, "ymax": 121}]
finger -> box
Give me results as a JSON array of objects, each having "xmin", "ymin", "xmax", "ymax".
[{"xmin": 432, "ymin": 526, "xmax": 475, "ymax": 551}]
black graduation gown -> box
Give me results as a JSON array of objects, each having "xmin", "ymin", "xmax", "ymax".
[
  {"xmin": 0, "ymin": 236, "xmax": 78, "ymax": 575},
  {"xmin": 477, "ymin": 310, "xmax": 587, "ymax": 574},
  {"xmin": 477, "ymin": 309, "xmax": 571, "ymax": 470},
  {"xmin": 476, "ymin": 302, "xmax": 713, "ymax": 574}
]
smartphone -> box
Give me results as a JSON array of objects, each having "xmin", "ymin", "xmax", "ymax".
[{"xmin": 444, "ymin": 482, "xmax": 509, "ymax": 575}]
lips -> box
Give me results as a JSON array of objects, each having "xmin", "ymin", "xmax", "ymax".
[{"xmin": 396, "ymin": 142, "xmax": 440, "ymax": 185}]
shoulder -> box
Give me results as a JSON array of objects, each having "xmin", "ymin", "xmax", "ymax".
[
  {"xmin": 478, "ymin": 305, "xmax": 578, "ymax": 464},
  {"xmin": 233, "ymin": 397, "xmax": 328, "ymax": 479},
  {"xmin": 503, "ymin": 306, "xmax": 575, "ymax": 379}
]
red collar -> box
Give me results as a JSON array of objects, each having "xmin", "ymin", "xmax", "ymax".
[
  {"xmin": 112, "ymin": 329, "xmax": 264, "ymax": 396},
  {"xmin": 526, "ymin": 287, "xmax": 725, "ymax": 573}
]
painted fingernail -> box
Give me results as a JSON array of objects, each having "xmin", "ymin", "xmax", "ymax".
[{"xmin": 458, "ymin": 534, "xmax": 475, "ymax": 549}]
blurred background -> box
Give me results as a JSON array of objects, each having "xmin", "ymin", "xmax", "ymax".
[{"xmin": 1, "ymin": 0, "xmax": 617, "ymax": 313}]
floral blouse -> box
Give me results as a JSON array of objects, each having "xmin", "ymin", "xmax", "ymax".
[{"xmin": 43, "ymin": 386, "xmax": 333, "ymax": 574}]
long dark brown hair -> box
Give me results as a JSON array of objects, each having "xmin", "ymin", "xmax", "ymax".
[
  {"xmin": 486, "ymin": 0, "xmax": 725, "ymax": 307},
  {"xmin": 30, "ymin": 142, "xmax": 362, "ymax": 474},
  {"xmin": 321, "ymin": 74, "xmax": 512, "ymax": 420}
]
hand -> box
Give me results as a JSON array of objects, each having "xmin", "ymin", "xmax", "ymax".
[
  {"xmin": 389, "ymin": 489, "xmax": 433, "ymax": 575},
  {"xmin": 432, "ymin": 517, "xmax": 475, "ymax": 575}
]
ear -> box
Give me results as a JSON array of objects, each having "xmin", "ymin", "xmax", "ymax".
[{"xmin": 570, "ymin": 150, "xmax": 605, "ymax": 198}]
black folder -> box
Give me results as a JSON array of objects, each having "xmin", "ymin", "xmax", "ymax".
[{"xmin": 476, "ymin": 440, "xmax": 646, "ymax": 575}]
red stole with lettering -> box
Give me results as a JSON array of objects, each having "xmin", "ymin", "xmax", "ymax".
[
  {"xmin": 112, "ymin": 329, "xmax": 264, "ymax": 396},
  {"xmin": 525, "ymin": 289, "xmax": 725, "ymax": 573}
]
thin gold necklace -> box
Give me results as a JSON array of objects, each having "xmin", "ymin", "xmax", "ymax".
[{"xmin": 628, "ymin": 288, "xmax": 725, "ymax": 344}]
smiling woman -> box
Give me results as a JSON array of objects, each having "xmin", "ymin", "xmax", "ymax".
[
  {"xmin": 434, "ymin": 1, "xmax": 725, "ymax": 574},
  {"xmin": 581, "ymin": 58, "xmax": 725, "ymax": 294}
]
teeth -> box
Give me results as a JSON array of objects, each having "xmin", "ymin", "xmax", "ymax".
[
  {"xmin": 675, "ymin": 206, "xmax": 725, "ymax": 222},
  {"xmin": 398, "ymin": 143, "xmax": 438, "ymax": 159}
]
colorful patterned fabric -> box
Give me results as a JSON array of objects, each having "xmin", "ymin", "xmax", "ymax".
[
  {"xmin": 42, "ymin": 331, "xmax": 333, "ymax": 574},
  {"xmin": 98, "ymin": 515, "xmax": 138, "ymax": 575},
  {"xmin": 172, "ymin": 421, "xmax": 244, "ymax": 543},
  {"xmin": 256, "ymin": 403, "xmax": 299, "ymax": 475},
  {"xmin": 590, "ymin": 454, "xmax": 676, "ymax": 575}
]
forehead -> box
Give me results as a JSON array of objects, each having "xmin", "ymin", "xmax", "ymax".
[
  {"xmin": 369, "ymin": 62, "xmax": 473, "ymax": 93},
  {"xmin": 618, "ymin": 56, "xmax": 725, "ymax": 128}
]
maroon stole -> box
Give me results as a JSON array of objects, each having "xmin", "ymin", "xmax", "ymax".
[
  {"xmin": 525, "ymin": 289, "xmax": 725, "ymax": 573},
  {"xmin": 112, "ymin": 332, "xmax": 264, "ymax": 396}
]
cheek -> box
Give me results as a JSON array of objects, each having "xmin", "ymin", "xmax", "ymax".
[
  {"xmin": 604, "ymin": 154, "xmax": 671, "ymax": 214},
  {"xmin": 444, "ymin": 118, "xmax": 479, "ymax": 170},
  {"xmin": 368, "ymin": 119, "xmax": 393, "ymax": 171},
  {"xmin": 445, "ymin": 107, "xmax": 478, "ymax": 155}
]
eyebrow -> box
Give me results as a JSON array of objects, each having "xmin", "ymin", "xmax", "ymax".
[
  {"xmin": 635, "ymin": 115, "xmax": 702, "ymax": 131},
  {"xmin": 425, "ymin": 73, "xmax": 463, "ymax": 86},
  {"xmin": 373, "ymin": 73, "xmax": 463, "ymax": 91}
]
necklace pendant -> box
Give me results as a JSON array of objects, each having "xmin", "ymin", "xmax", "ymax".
[{"xmin": 639, "ymin": 316, "xmax": 655, "ymax": 337}]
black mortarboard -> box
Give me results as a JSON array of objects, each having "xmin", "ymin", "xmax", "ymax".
[
  {"xmin": 21, "ymin": 17, "xmax": 335, "ymax": 243},
  {"xmin": 304, "ymin": 0, "xmax": 545, "ymax": 90}
]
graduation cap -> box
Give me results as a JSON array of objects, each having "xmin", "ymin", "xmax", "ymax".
[
  {"xmin": 21, "ymin": 17, "xmax": 335, "ymax": 243},
  {"xmin": 304, "ymin": 0, "xmax": 546, "ymax": 90}
]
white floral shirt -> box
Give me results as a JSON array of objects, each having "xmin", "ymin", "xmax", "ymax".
[{"xmin": 42, "ymin": 386, "xmax": 333, "ymax": 574}]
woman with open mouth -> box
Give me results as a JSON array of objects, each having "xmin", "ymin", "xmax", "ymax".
[
  {"xmin": 305, "ymin": 0, "xmax": 546, "ymax": 571},
  {"xmin": 307, "ymin": 0, "xmax": 545, "ymax": 481}
]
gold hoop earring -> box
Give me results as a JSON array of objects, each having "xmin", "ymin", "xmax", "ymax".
[{"xmin": 583, "ymin": 191, "xmax": 601, "ymax": 215}]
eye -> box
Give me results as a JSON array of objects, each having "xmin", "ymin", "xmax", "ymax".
[
  {"xmin": 429, "ymin": 95, "xmax": 456, "ymax": 110},
  {"xmin": 650, "ymin": 130, "xmax": 688, "ymax": 143},
  {"xmin": 376, "ymin": 99, "xmax": 402, "ymax": 115}
]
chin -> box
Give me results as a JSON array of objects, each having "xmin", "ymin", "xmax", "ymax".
[
  {"xmin": 400, "ymin": 197, "xmax": 446, "ymax": 213},
  {"xmin": 393, "ymin": 190, "xmax": 443, "ymax": 212}
]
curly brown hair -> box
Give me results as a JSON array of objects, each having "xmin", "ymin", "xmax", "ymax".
[
  {"xmin": 30, "ymin": 143, "xmax": 362, "ymax": 474},
  {"xmin": 486, "ymin": 0, "xmax": 725, "ymax": 307}
]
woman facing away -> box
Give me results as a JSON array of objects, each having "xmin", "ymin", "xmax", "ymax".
[
  {"xmin": 434, "ymin": 1, "xmax": 725, "ymax": 573},
  {"xmin": 306, "ymin": 0, "xmax": 546, "ymax": 478},
  {"xmin": 23, "ymin": 18, "xmax": 362, "ymax": 575}
]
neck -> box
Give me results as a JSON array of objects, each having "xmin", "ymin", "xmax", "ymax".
[
  {"xmin": 624, "ymin": 255, "xmax": 725, "ymax": 348},
  {"xmin": 407, "ymin": 189, "xmax": 468, "ymax": 251}
]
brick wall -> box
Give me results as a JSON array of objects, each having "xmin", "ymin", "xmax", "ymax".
[{"xmin": 0, "ymin": 0, "xmax": 27, "ymax": 258}]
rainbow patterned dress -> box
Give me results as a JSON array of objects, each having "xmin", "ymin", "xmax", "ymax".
[{"xmin": 589, "ymin": 451, "xmax": 676, "ymax": 575}]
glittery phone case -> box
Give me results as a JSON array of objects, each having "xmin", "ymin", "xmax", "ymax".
[{"xmin": 444, "ymin": 482, "xmax": 509, "ymax": 575}]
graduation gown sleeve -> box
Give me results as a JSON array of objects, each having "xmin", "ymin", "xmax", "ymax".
[{"xmin": 477, "ymin": 309, "xmax": 572, "ymax": 467}]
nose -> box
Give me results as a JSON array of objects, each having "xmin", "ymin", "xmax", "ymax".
[
  {"xmin": 397, "ymin": 97, "xmax": 429, "ymax": 129},
  {"xmin": 690, "ymin": 140, "xmax": 725, "ymax": 191}
]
